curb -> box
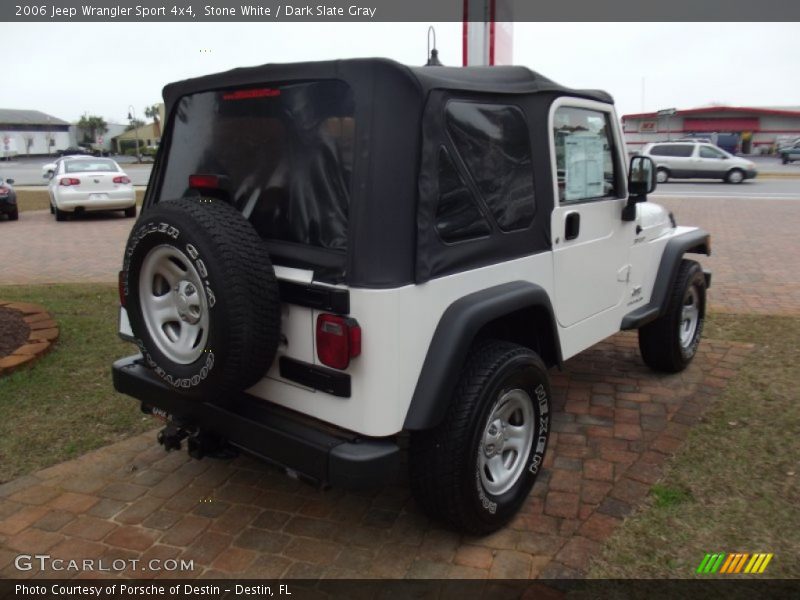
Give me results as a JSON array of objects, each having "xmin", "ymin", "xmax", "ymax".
[
  {"xmin": 0, "ymin": 301, "xmax": 59, "ymax": 376},
  {"xmin": 756, "ymin": 173, "xmax": 800, "ymax": 179}
]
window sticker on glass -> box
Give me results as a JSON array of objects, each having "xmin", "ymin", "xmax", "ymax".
[{"xmin": 564, "ymin": 133, "xmax": 605, "ymax": 201}]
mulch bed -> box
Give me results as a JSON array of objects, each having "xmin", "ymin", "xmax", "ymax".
[{"xmin": 0, "ymin": 307, "xmax": 30, "ymax": 359}]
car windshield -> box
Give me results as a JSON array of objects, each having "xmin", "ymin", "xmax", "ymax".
[{"xmin": 64, "ymin": 159, "xmax": 119, "ymax": 173}]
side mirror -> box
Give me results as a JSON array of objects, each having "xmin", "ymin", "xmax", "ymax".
[
  {"xmin": 5, "ymin": 178, "xmax": 13, "ymax": 184},
  {"xmin": 42, "ymin": 163, "xmax": 56, "ymax": 179},
  {"xmin": 628, "ymin": 156, "xmax": 656, "ymax": 196},
  {"xmin": 622, "ymin": 156, "xmax": 656, "ymax": 222}
]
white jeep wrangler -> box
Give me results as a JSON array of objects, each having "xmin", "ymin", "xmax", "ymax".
[{"xmin": 113, "ymin": 58, "xmax": 710, "ymax": 534}]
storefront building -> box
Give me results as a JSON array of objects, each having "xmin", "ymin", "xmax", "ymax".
[{"xmin": 622, "ymin": 106, "xmax": 800, "ymax": 155}]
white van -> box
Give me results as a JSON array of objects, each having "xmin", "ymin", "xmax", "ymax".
[{"xmin": 642, "ymin": 141, "xmax": 757, "ymax": 183}]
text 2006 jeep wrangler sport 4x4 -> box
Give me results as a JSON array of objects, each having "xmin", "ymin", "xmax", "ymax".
[{"xmin": 113, "ymin": 58, "xmax": 710, "ymax": 534}]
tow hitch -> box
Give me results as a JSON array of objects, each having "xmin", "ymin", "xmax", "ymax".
[{"xmin": 156, "ymin": 424, "xmax": 187, "ymax": 451}]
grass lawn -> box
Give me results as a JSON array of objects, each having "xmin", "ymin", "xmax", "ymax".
[
  {"xmin": 15, "ymin": 189, "xmax": 145, "ymax": 212},
  {"xmin": 0, "ymin": 283, "xmax": 153, "ymax": 483},
  {"xmin": 589, "ymin": 313, "xmax": 800, "ymax": 578}
]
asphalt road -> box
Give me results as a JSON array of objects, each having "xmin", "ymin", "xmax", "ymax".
[
  {"xmin": 0, "ymin": 156, "xmax": 153, "ymax": 186},
  {"xmin": 652, "ymin": 178, "xmax": 800, "ymax": 200}
]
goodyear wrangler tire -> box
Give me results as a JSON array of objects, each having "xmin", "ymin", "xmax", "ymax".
[
  {"xmin": 409, "ymin": 341, "xmax": 551, "ymax": 535},
  {"xmin": 121, "ymin": 198, "xmax": 280, "ymax": 396}
]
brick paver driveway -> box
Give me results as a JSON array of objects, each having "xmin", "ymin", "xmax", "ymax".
[
  {"xmin": 0, "ymin": 211, "xmax": 134, "ymax": 285},
  {"xmin": 0, "ymin": 334, "xmax": 750, "ymax": 579},
  {"xmin": 0, "ymin": 193, "xmax": 795, "ymax": 579}
]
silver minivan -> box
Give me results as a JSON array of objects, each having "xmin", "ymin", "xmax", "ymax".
[{"xmin": 642, "ymin": 141, "xmax": 757, "ymax": 184}]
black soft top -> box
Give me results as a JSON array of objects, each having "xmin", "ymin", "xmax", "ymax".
[
  {"xmin": 153, "ymin": 58, "xmax": 616, "ymax": 288},
  {"xmin": 162, "ymin": 57, "xmax": 612, "ymax": 113}
]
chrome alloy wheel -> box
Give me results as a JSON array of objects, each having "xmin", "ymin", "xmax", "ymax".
[
  {"xmin": 679, "ymin": 285, "xmax": 700, "ymax": 349},
  {"xmin": 479, "ymin": 389, "xmax": 535, "ymax": 496},
  {"xmin": 139, "ymin": 244, "xmax": 209, "ymax": 364}
]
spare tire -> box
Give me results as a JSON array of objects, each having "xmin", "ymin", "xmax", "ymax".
[{"xmin": 121, "ymin": 197, "xmax": 280, "ymax": 395}]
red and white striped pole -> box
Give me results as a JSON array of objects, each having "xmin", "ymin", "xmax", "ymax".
[{"xmin": 463, "ymin": 0, "xmax": 513, "ymax": 66}]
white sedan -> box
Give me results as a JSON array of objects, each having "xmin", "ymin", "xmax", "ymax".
[{"xmin": 43, "ymin": 157, "xmax": 136, "ymax": 221}]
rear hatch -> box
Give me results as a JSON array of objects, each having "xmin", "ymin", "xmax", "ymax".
[{"xmin": 154, "ymin": 80, "xmax": 356, "ymax": 368}]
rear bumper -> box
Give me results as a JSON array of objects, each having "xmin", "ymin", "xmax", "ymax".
[
  {"xmin": 56, "ymin": 189, "xmax": 135, "ymax": 211},
  {"xmin": 112, "ymin": 355, "xmax": 400, "ymax": 489}
]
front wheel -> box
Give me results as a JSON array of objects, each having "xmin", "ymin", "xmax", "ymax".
[
  {"xmin": 656, "ymin": 168, "xmax": 669, "ymax": 184},
  {"xmin": 639, "ymin": 259, "xmax": 706, "ymax": 373},
  {"xmin": 725, "ymin": 168, "xmax": 745, "ymax": 184},
  {"xmin": 410, "ymin": 341, "xmax": 551, "ymax": 534}
]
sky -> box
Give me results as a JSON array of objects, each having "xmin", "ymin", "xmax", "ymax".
[{"xmin": 4, "ymin": 22, "xmax": 800, "ymax": 124}]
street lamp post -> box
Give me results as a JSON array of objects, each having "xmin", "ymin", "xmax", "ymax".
[{"xmin": 127, "ymin": 105, "xmax": 141, "ymax": 163}]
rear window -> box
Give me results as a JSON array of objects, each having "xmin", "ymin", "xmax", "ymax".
[
  {"xmin": 160, "ymin": 80, "xmax": 355, "ymax": 252},
  {"xmin": 649, "ymin": 144, "xmax": 694, "ymax": 157},
  {"xmin": 64, "ymin": 159, "xmax": 119, "ymax": 173}
]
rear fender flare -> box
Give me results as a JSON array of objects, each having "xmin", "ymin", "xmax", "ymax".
[{"xmin": 403, "ymin": 281, "xmax": 561, "ymax": 431}]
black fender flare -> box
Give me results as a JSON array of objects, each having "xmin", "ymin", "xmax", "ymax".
[
  {"xmin": 403, "ymin": 281, "xmax": 561, "ymax": 431},
  {"xmin": 621, "ymin": 228, "xmax": 711, "ymax": 330}
]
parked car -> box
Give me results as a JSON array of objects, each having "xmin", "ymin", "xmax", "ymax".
[
  {"xmin": 57, "ymin": 146, "xmax": 91, "ymax": 157},
  {"xmin": 780, "ymin": 140, "xmax": 800, "ymax": 164},
  {"xmin": 0, "ymin": 176, "xmax": 18, "ymax": 221},
  {"xmin": 112, "ymin": 58, "xmax": 711, "ymax": 534},
  {"xmin": 642, "ymin": 141, "xmax": 757, "ymax": 183},
  {"xmin": 42, "ymin": 156, "xmax": 136, "ymax": 220}
]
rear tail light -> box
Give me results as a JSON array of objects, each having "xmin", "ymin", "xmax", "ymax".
[
  {"xmin": 189, "ymin": 174, "xmax": 221, "ymax": 189},
  {"xmin": 0, "ymin": 186, "xmax": 8, "ymax": 195},
  {"xmin": 316, "ymin": 314, "xmax": 361, "ymax": 370},
  {"xmin": 113, "ymin": 176, "xmax": 131, "ymax": 184},
  {"xmin": 59, "ymin": 178, "xmax": 80, "ymax": 186},
  {"xmin": 118, "ymin": 271, "xmax": 126, "ymax": 307}
]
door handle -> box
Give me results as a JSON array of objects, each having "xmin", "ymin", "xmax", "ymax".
[{"xmin": 565, "ymin": 212, "xmax": 580, "ymax": 241}]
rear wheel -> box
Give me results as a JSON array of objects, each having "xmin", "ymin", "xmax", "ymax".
[
  {"xmin": 121, "ymin": 197, "xmax": 280, "ymax": 396},
  {"xmin": 54, "ymin": 206, "xmax": 68, "ymax": 221},
  {"xmin": 124, "ymin": 205, "xmax": 137, "ymax": 218},
  {"xmin": 410, "ymin": 341, "xmax": 551, "ymax": 534},
  {"xmin": 8, "ymin": 207, "xmax": 18, "ymax": 221},
  {"xmin": 639, "ymin": 259, "xmax": 706, "ymax": 373},
  {"xmin": 656, "ymin": 168, "xmax": 669, "ymax": 183}
]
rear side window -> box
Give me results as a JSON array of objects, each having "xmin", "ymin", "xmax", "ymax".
[
  {"xmin": 435, "ymin": 147, "xmax": 491, "ymax": 243},
  {"xmin": 445, "ymin": 102, "xmax": 536, "ymax": 232},
  {"xmin": 699, "ymin": 146, "xmax": 726, "ymax": 159},
  {"xmin": 160, "ymin": 80, "xmax": 354, "ymax": 252},
  {"xmin": 650, "ymin": 144, "xmax": 694, "ymax": 157}
]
